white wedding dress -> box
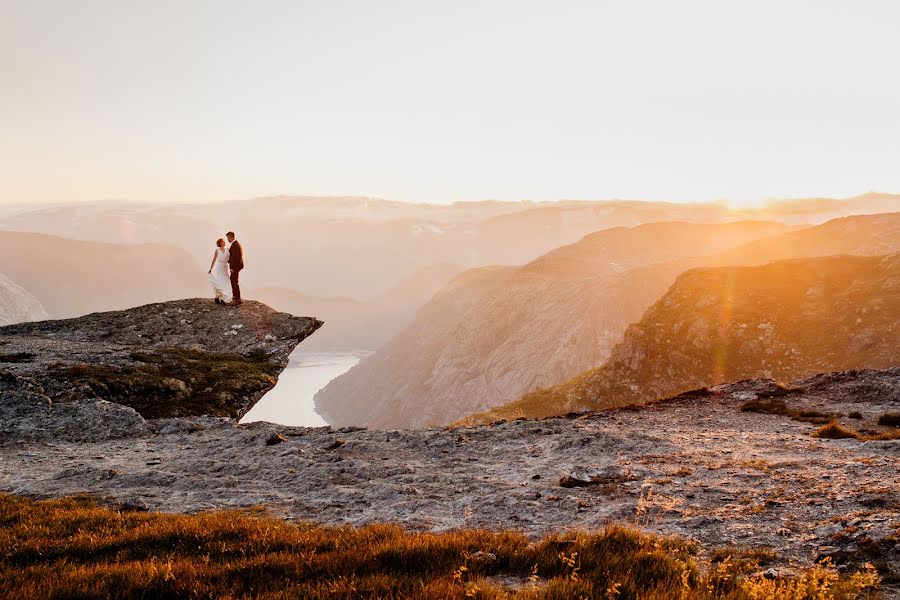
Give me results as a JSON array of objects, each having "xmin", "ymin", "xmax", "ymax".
[{"xmin": 209, "ymin": 247, "xmax": 232, "ymax": 302}]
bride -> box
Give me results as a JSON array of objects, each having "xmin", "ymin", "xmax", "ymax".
[{"xmin": 207, "ymin": 238, "xmax": 232, "ymax": 304}]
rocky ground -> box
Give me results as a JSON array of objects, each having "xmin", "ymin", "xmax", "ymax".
[{"xmin": 2, "ymin": 367, "xmax": 898, "ymax": 588}]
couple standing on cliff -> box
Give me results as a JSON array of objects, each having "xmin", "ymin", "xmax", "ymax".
[{"xmin": 207, "ymin": 231, "xmax": 244, "ymax": 306}]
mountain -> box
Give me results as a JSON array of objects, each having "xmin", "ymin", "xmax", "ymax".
[
  {"xmin": 0, "ymin": 231, "xmax": 207, "ymax": 318},
  {"xmin": 471, "ymin": 253, "xmax": 900, "ymax": 423},
  {"xmin": 317, "ymin": 213, "xmax": 900, "ymax": 428},
  {"xmin": 6, "ymin": 195, "xmax": 891, "ymax": 303},
  {"xmin": 315, "ymin": 221, "xmax": 791, "ymax": 427},
  {"xmin": 314, "ymin": 265, "xmax": 519, "ymax": 426},
  {"xmin": 0, "ymin": 274, "xmax": 48, "ymax": 326}
]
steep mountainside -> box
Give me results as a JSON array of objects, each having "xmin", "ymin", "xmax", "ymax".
[
  {"xmin": 0, "ymin": 273, "xmax": 48, "ymax": 326},
  {"xmin": 316, "ymin": 221, "xmax": 790, "ymax": 427},
  {"xmin": 315, "ymin": 266, "xmax": 518, "ymax": 426},
  {"xmin": 0, "ymin": 231, "xmax": 207, "ymax": 318},
  {"xmin": 319, "ymin": 214, "xmax": 900, "ymax": 428},
  {"xmin": 472, "ymin": 254, "xmax": 900, "ymax": 422},
  {"xmin": 0, "ymin": 299, "xmax": 321, "ymax": 422}
]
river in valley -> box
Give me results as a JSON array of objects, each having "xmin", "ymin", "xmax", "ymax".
[{"xmin": 240, "ymin": 350, "xmax": 369, "ymax": 427}]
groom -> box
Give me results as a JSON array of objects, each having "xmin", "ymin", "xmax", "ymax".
[{"xmin": 226, "ymin": 231, "xmax": 244, "ymax": 305}]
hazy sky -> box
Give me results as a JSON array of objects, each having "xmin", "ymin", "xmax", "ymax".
[{"xmin": 2, "ymin": 0, "xmax": 899, "ymax": 205}]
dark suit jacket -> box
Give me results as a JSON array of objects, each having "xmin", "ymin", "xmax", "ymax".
[{"xmin": 228, "ymin": 241, "xmax": 244, "ymax": 271}]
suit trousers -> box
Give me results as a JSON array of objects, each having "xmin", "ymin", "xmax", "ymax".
[{"xmin": 230, "ymin": 269, "xmax": 242, "ymax": 302}]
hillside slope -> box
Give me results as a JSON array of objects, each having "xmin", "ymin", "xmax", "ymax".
[
  {"xmin": 315, "ymin": 265, "xmax": 519, "ymax": 426},
  {"xmin": 317, "ymin": 214, "xmax": 900, "ymax": 428},
  {"xmin": 473, "ymin": 254, "xmax": 900, "ymax": 422}
]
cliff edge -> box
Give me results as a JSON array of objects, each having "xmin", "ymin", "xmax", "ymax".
[{"xmin": 0, "ymin": 299, "xmax": 322, "ymax": 439}]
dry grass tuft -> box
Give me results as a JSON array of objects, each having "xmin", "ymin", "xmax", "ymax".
[
  {"xmin": 0, "ymin": 494, "xmax": 884, "ymax": 599},
  {"xmin": 813, "ymin": 421, "xmax": 860, "ymax": 439},
  {"xmin": 813, "ymin": 420, "xmax": 900, "ymax": 442},
  {"xmin": 878, "ymin": 412, "xmax": 900, "ymax": 427},
  {"xmin": 740, "ymin": 398, "xmax": 834, "ymax": 424}
]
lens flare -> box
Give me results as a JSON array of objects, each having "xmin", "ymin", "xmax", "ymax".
[{"xmin": 712, "ymin": 272, "xmax": 736, "ymax": 384}]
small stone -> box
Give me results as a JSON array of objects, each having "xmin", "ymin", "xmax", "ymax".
[
  {"xmin": 813, "ymin": 546, "xmax": 845, "ymax": 564},
  {"xmin": 324, "ymin": 438, "xmax": 346, "ymax": 450},
  {"xmin": 468, "ymin": 551, "xmax": 497, "ymax": 567},
  {"xmin": 120, "ymin": 497, "xmax": 148, "ymax": 511}
]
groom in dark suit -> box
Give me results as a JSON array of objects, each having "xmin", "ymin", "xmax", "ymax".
[{"xmin": 226, "ymin": 231, "xmax": 244, "ymax": 305}]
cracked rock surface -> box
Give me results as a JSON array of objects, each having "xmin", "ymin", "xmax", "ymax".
[{"xmin": 1, "ymin": 368, "xmax": 897, "ymax": 581}]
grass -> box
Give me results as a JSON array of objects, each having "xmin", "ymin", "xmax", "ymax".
[
  {"xmin": 740, "ymin": 397, "xmax": 834, "ymax": 424},
  {"xmin": 47, "ymin": 348, "xmax": 280, "ymax": 418},
  {"xmin": 813, "ymin": 420, "xmax": 900, "ymax": 441},
  {"xmin": 0, "ymin": 494, "xmax": 884, "ymax": 599},
  {"xmin": 878, "ymin": 412, "xmax": 900, "ymax": 427}
]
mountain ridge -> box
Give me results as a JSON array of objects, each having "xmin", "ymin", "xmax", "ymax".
[{"xmin": 470, "ymin": 253, "xmax": 900, "ymax": 423}]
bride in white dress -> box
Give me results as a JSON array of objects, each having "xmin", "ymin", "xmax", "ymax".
[{"xmin": 207, "ymin": 238, "xmax": 232, "ymax": 304}]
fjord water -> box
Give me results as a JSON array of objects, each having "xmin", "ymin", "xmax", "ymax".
[{"xmin": 240, "ymin": 350, "xmax": 368, "ymax": 427}]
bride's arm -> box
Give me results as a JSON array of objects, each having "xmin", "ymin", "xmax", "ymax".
[{"xmin": 208, "ymin": 251, "xmax": 217, "ymax": 274}]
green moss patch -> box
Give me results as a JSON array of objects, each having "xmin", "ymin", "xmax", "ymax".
[{"xmin": 47, "ymin": 348, "xmax": 280, "ymax": 419}]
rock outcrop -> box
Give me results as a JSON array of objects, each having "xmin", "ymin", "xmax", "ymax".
[
  {"xmin": 473, "ymin": 253, "xmax": 900, "ymax": 422},
  {"xmin": 0, "ymin": 273, "xmax": 48, "ymax": 326},
  {"xmin": 0, "ymin": 299, "xmax": 322, "ymax": 436},
  {"xmin": 318, "ymin": 213, "xmax": 900, "ymax": 428}
]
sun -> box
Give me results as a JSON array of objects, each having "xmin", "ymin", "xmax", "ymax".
[{"xmin": 721, "ymin": 196, "xmax": 770, "ymax": 210}]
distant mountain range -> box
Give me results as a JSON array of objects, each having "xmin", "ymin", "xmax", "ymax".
[
  {"xmin": 3, "ymin": 194, "xmax": 895, "ymax": 301},
  {"xmin": 471, "ymin": 252, "xmax": 900, "ymax": 423},
  {"xmin": 250, "ymin": 261, "xmax": 462, "ymax": 350},
  {"xmin": 317, "ymin": 212, "xmax": 900, "ymax": 428},
  {"xmin": 0, "ymin": 231, "xmax": 206, "ymax": 319}
]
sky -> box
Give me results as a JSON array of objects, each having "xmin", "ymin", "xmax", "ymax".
[{"xmin": 2, "ymin": 0, "xmax": 899, "ymax": 206}]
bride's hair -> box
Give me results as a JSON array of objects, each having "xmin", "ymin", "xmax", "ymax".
[{"xmin": 216, "ymin": 238, "xmax": 225, "ymax": 247}]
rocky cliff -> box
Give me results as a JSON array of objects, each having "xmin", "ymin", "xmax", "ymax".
[
  {"xmin": 317, "ymin": 213, "xmax": 900, "ymax": 428},
  {"xmin": 0, "ymin": 299, "xmax": 321, "ymax": 437},
  {"xmin": 0, "ymin": 273, "xmax": 48, "ymax": 326},
  {"xmin": 472, "ymin": 253, "xmax": 900, "ymax": 422}
]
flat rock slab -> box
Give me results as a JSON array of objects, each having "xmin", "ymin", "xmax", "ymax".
[{"xmin": 1, "ymin": 369, "xmax": 897, "ymax": 576}]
